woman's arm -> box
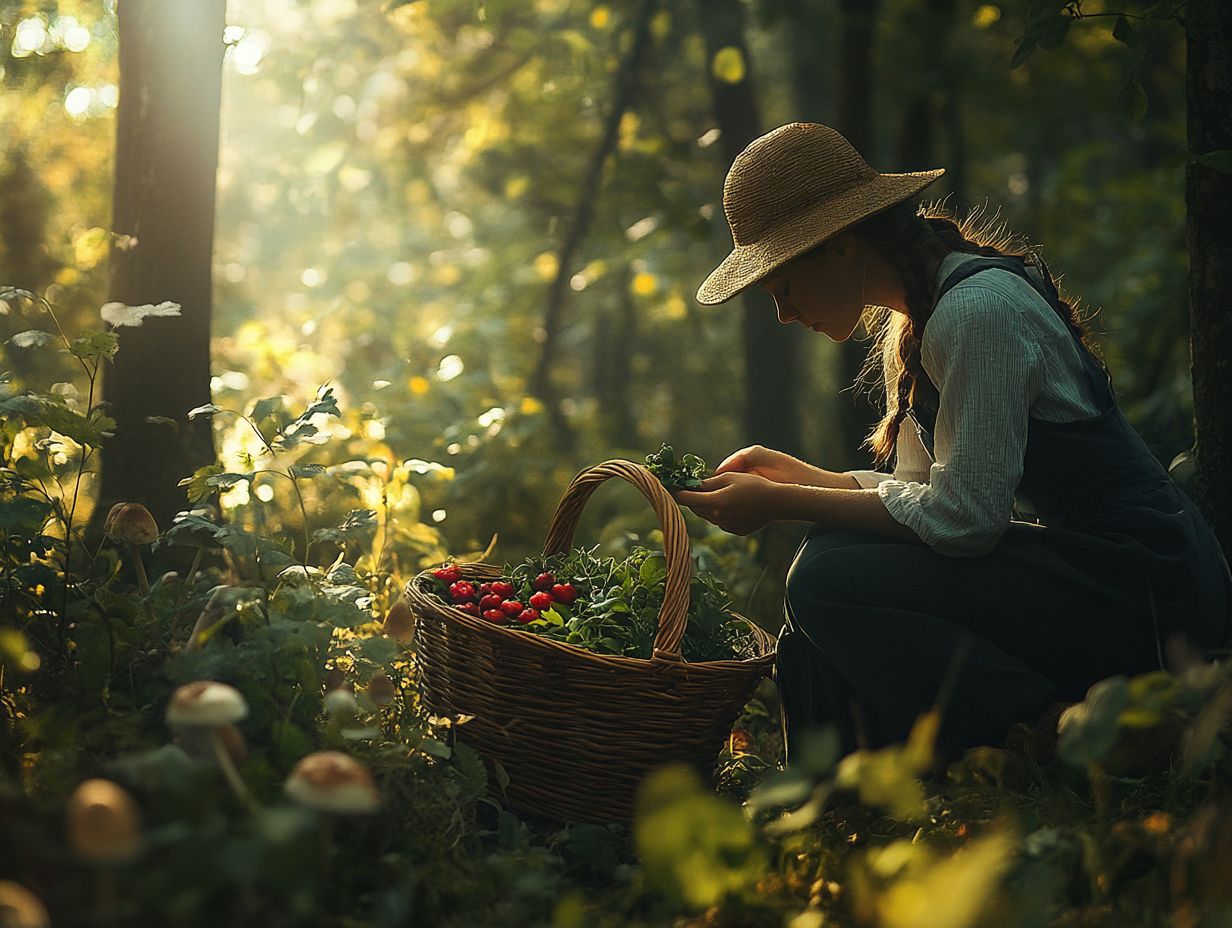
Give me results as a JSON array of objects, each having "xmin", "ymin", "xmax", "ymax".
[{"xmin": 775, "ymin": 483, "xmax": 925, "ymax": 543}]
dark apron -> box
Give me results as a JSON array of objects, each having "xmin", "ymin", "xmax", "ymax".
[{"xmin": 775, "ymin": 254, "xmax": 1232, "ymax": 762}]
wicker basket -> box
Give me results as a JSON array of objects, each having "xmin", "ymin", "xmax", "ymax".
[{"xmin": 403, "ymin": 458, "xmax": 778, "ymax": 825}]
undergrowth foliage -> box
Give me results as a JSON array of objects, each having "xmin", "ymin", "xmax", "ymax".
[{"xmin": 2, "ymin": 288, "xmax": 1232, "ymax": 927}]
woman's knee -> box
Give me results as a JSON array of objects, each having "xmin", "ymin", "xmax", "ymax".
[{"xmin": 785, "ymin": 530, "xmax": 885, "ymax": 615}]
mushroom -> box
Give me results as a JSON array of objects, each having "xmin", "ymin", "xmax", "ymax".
[
  {"xmin": 284, "ymin": 751, "xmax": 379, "ymax": 814},
  {"xmin": 367, "ymin": 671, "xmax": 396, "ymax": 707},
  {"xmin": 323, "ymin": 667, "xmax": 351, "ymax": 694},
  {"xmin": 185, "ymin": 586, "xmax": 243, "ymax": 652},
  {"xmin": 158, "ymin": 506, "xmax": 221, "ymax": 606},
  {"xmin": 165, "ymin": 681, "xmax": 255, "ymax": 809},
  {"xmin": 173, "ymin": 722, "xmax": 247, "ymax": 767},
  {"xmin": 323, "ymin": 688, "xmax": 358, "ymax": 721},
  {"xmin": 104, "ymin": 502, "xmax": 159, "ymax": 596},
  {"xmin": 65, "ymin": 778, "xmax": 141, "ymax": 865},
  {"xmin": 383, "ymin": 599, "xmax": 415, "ymax": 645},
  {"xmin": 0, "ymin": 881, "xmax": 50, "ymax": 928}
]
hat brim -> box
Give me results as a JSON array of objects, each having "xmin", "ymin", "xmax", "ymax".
[{"xmin": 695, "ymin": 168, "xmax": 946, "ymax": 306}]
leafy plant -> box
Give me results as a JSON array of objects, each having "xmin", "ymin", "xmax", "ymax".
[
  {"xmin": 644, "ymin": 443, "xmax": 711, "ymax": 491},
  {"xmin": 421, "ymin": 543, "xmax": 758, "ymax": 662}
]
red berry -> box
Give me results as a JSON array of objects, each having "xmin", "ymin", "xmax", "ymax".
[
  {"xmin": 491, "ymin": 580, "xmax": 514, "ymax": 598},
  {"xmin": 480, "ymin": 593, "xmax": 503, "ymax": 611},
  {"xmin": 529, "ymin": 591, "xmax": 554, "ymax": 610},
  {"xmin": 434, "ymin": 564, "xmax": 462, "ymax": 584},
  {"xmin": 533, "ymin": 572, "xmax": 556, "ymax": 592},
  {"xmin": 478, "ymin": 582, "xmax": 493, "ymax": 596},
  {"xmin": 482, "ymin": 609, "xmax": 506, "ymax": 624},
  {"xmin": 456, "ymin": 602, "xmax": 481, "ymax": 617},
  {"xmin": 552, "ymin": 583, "xmax": 578, "ymax": 604},
  {"xmin": 500, "ymin": 600, "xmax": 523, "ymax": 616},
  {"xmin": 516, "ymin": 608, "xmax": 540, "ymax": 624},
  {"xmin": 449, "ymin": 581, "xmax": 476, "ymax": 602}
]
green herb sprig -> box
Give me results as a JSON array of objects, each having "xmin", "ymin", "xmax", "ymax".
[{"xmin": 644, "ymin": 443, "xmax": 711, "ymax": 491}]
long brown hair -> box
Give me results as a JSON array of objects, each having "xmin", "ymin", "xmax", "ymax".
[{"xmin": 838, "ymin": 198, "xmax": 1101, "ymax": 471}]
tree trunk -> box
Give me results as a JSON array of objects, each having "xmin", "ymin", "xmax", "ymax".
[
  {"xmin": 591, "ymin": 268, "xmax": 640, "ymax": 450},
  {"xmin": 784, "ymin": 0, "xmax": 836, "ymax": 126},
  {"xmin": 98, "ymin": 0, "xmax": 224, "ymax": 533},
  {"xmin": 833, "ymin": 0, "xmax": 883, "ymax": 472},
  {"xmin": 894, "ymin": 0, "xmax": 957, "ymax": 176},
  {"xmin": 696, "ymin": 0, "xmax": 805, "ymax": 460},
  {"xmin": 1186, "ymin": 0, "xmax": 1232, "ymax": 558}
]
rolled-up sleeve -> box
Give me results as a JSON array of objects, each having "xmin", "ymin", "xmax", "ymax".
[{"xmin": 873, "ymin": 286, "xmax": 1045, "ymax": 557}]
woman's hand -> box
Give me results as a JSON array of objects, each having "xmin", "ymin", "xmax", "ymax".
[
  {"xmin": 672, "ymin": 472, "xmax": 787, "ymax": 536},
  {"xmin": 714, "ymin": 444, "xmax": 823, "ymax": 487}
]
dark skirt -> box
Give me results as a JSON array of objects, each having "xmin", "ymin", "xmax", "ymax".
[{"xmin": 775, "ymin": 491, "xmax": 1231, "ymax": 761}]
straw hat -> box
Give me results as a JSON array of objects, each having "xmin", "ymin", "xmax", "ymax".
[{"xmin": 696, "ymin": 122, "xmax": 945, "ymax": 305}]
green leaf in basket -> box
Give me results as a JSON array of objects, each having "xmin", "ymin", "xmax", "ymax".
[
  {"xmin": 418, "ymin": 737, "xmax": 453, "ymax": 759},
  {"xmin": 639, "ymin": 553, "xmax": 667, "ymax": 587},
  {"xmin": 540, "ymin": 607, "xmax": 565, "ymax": 626}
]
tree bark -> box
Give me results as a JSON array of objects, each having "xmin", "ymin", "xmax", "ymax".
[
  {"xmin": 784, "ymin": 0, "xmax": 836, "ymax": 126},
  {"xmin": 98, "ymin": 0, "xmax": 224, "ymax": 532},
  {"xmin": 832, "ymin": 0, "xmax": 883, "ymax": 472},
  {"xmin": 591, "ymin": 268, "xmax": 640, "ymax": 450},
  {"xmin": 696, "ymin": 0, "xmax": 805, "ymax": 459},
  {"xmin": 1186, "ymin": 0, "xmax": 1232, "ymax": 558}
]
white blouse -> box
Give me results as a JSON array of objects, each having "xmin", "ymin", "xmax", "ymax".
[{"xmin": 844, "ymin": 250, "xmax": 1106, "ymax": 557}]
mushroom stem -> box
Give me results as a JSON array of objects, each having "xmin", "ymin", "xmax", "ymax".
[
  {"xmin": 174, "ymin": 545, "xmax": 205, "ymax": 612},
  {"xmin": 212, "ymin": 730, "xmax": 258, "ymax": 812},
  {"xmin": 128, "ymin": 544, "xmax": 150, "ymax": 596},
  {"xmin": 96, "ymin": 868, "xmax": 118, "ymax": 927},
  {"xmin": 317, "ymin": 816, "xmax": 335, "ymax": 881}
]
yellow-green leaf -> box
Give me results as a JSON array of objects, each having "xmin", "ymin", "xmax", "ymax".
[{"xmin": 711, "ymin": 46, "xmax": 745, "ymax": 84}]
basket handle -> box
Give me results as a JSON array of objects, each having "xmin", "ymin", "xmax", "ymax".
[{"xmin": 541, "ymin": 459, "xmax": 692, "ymax": 662}]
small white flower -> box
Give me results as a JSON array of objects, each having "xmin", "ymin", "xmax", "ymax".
[{"xmin": 100, "ymin": 300, "xmax": 182, "ymax": 327}]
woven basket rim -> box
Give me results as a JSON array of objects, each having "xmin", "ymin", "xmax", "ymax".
[{"xmin": 404, "ymin": 562, "xmax": 778, "ymax": 670}]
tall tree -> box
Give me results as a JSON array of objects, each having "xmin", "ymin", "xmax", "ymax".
[
  {"xmin": 780, "ymin": 0, "xmax": 836, "ymax": 127},
  {"xmin": 695, "ymin": 0, "xmax": 806, "ymax": 460},
  {"xmin": 98, "ymin": 0, "xmax": 225, "ymax": 531},
  {"xmin": 832, "ymin": 0, "xmax": 884, "ymax": 472},
  {"xmin": 1186, "ymin": 0, "xmax": 1232, "ymax": 558},
  {"xmin": 591, "ymin": 266, "xmax": 641, "ymax": 450},
  {"xmin": 895, "ymin": 0, "xmax": 961, "ymax": 203}
]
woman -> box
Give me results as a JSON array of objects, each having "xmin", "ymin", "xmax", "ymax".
[{"xmin": 673, "ymin": 122, "xmax": 1232, "ymax": 764}]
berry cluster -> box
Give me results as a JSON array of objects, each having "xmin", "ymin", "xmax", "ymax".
[{"xmin": 431, "ymin": 565, "xmax": 579, "ymax": 625}]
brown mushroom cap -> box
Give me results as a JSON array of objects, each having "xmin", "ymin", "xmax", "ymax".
[
  {"xmin": 383, "ymin": 599, "xmax": 415, "ymax": 645},
  {"xmin": 367, "ymin": 672, "xmax": 396, "ymax": 706},
  {"xmin": 0, "ymin": 880, "xmax": 50, "ymax": 928},
  {"xmin": 105, "ymin": 502, "xmax": 160, "ymax": 545},
  {"xmin": 284, "ymin": 751, "xmax": 379, "ymax": 813},
  {"xmin": 65, "ymin": 779, "xmax": 142, "ymax": 866},
  {"xmin": 165, "ymin": 680, "xmax": 249, "ymax": 727}
]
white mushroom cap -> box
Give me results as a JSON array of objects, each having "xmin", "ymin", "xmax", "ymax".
[
  {"xmin": 0, "ymin": 881, "xmax": 50, "ymax": 928},
  {"xmin": 165, "ymin": 680, "xmax": 249, "ymax": 727},
  {"xmin": 284, "ymin": 751, "xmax": 379, "ymax": 813},
  {"xmin": 104, "ymin": 502, "xmax": 160, "ymax": 545},
  {"xmin": 65, "ymin": 778, "xmax": 142, "ymax": 866},
  {"xmin": 323, "ymin": 688, "xmax": 358, "ymax": 720}
]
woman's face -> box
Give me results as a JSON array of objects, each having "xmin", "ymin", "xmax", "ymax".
[{"xmin": 756, "ymin": 231, "xmax": 867, "ymax": 341}]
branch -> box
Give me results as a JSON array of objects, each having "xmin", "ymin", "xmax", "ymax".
[{"xmin": 528, "ymin": 0, "xmax": 658, "ymax": 444}]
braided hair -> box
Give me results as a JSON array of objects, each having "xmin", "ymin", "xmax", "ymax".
[{"xmin": 842, "ymin": 199, "xmax": 1098, "ymax": 472}]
